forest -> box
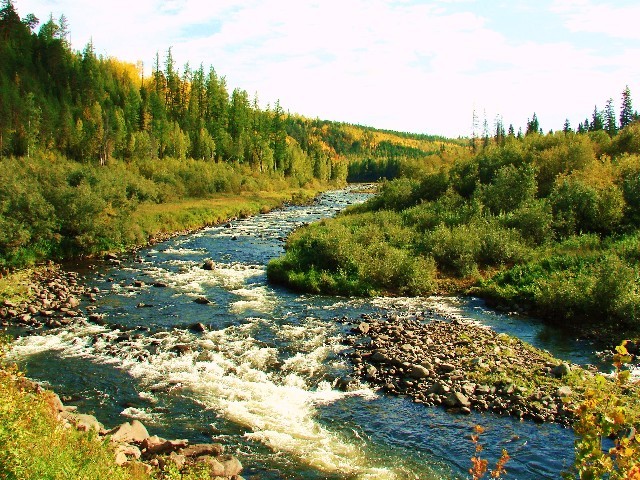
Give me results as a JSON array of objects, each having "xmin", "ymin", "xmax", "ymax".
[{"xmin": 0, "ymin": 1, "xmax": 462, "ymax": 269}]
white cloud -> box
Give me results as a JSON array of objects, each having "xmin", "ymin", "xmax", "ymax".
[
  {"xmin": 551, "ymin": 0, "xmax": 640, "ymax": 40},
  {"xmin": 14, "ymin": 0, "xmax": 640, "ymax": 137}
]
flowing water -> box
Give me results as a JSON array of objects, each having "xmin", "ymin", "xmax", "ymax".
[{"xmin": 8, "ymin": 186, "xmax": 604, "ymax": 479}]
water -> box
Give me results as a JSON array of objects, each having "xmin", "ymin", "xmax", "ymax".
[{"xmin": 8, "ymin": 186, "xmax": 595, "ymax": 479}]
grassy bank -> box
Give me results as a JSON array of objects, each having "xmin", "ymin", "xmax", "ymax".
[
  {"xmin": 0, "ymin": 338, "xmax": 147, "ymax": 480},
  {"xmin": 130, "ymin": 188, "xmax": 320, "ymax": 245}
]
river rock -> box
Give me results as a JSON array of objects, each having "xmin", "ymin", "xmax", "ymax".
[
  {"xmin": 66, "ymin": 296, "xmax": 80, "ymax": 309},
  {"xmin": 219, "ymin": 455, "xmax": 243, "ymax": 476},
  {"xmin": 556, "ymin": 386, "xmax": 573, "ymax": 398},
  {"xmin": 444, "ymin": 391, "xmax": 471, "ymax": 408},
  {"xmin": 172, "ymin": 344, "xmax": 192, "ymax": 355},
  {"xmin": 408, "ymin": 364, "xmax": 430, "ymax": 379},
  {"xmin": 64, "ymin": 412, "xmax": 104, "ymax": 433},
  {"xmin": 356, "ymin": 322, "xmax": 370, "ymax": 334},
  {"xmin": 142, "ymin": 437, "xmax": 189, "ymax": 455},
  {"xmin": 158, "ymin": 452, "xmax": 186, "ymax": 471},
  {"xmin": 552, "ymin": 363, "xmax": 572, "ymax": 378},
  {"xmin": 197, "ymin": 456, "xmax": 226, "ymax": 476},
  {"xmin": 180, "ymin": 443, "xmax": 224, "ymax": 458},
  {"xmin": 370, "ymin": 351, "xmax": 391, "ymax": 364},
  {"xmin": 202, "ymin": 259, "xmax": 215, "ymax": 270},
  {"xmin": 115, "ymin": 443, "xmax": 142, "ymax": 460},
  {"xmin": 189, "ymin": 322, "xmax": 207, "ymax": 333},
  {"xmin": 193, "ymin": 296, "xmax": 212, "ymax": 305},
  {"xmin": 365, "ymin": 365, "xmax": 378, "ymax": 379},
  {"xmin": 438, "ymin": 363, "xmax": 456, "ymax": 373},
  {"xmin": 115, "ymin": 451, "xmax": 129, "ymax": 466},
  {"xmin": 108, "ymin": 420, "xmax": 150, "ymax": 444}
]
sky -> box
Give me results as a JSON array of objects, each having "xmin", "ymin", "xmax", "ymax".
[{"xmin": 14, "ymin": 0, "xmax": 640, "ymax": 138}]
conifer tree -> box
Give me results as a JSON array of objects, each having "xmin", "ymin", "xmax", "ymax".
[
  {"xmin": 620, "ymin": 86, "xmax": 634, "ymax": 129},
  {"xmin": 589, "ymin": 106, "xmax": 603, "ymax": 131},
  {"xmin": 526, "ymin": 113, "xmax": 539, "ymax": 136},
  {"xmin": 604, "ymin": 98, "xmax": 617, "ymax": 136}
]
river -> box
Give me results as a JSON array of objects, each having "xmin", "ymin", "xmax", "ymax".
[{"xmin": 8, "ymin": 186, "xmax": 602, "ymax": 479}]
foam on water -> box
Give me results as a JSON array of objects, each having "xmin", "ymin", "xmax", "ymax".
[
  {"xmin": 229, "ymin": 286, "xmax": 275, "ymax": 314},
  {"xmin": 9, "ymin": 315, "xmax": 405, "ymax": 478}
]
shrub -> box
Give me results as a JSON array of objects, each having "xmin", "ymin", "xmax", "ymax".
[{"xmin": 500, "ymin": 200, "xmax": 554, "ymax": 246}]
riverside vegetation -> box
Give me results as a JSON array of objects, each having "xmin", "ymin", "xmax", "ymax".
[
  {"xmin": 3, "ymin": 1, "xmax": 640, "ymax": 478},
  {"xmin": 268, "ymin": 121, "xmax": 640, "ymax": 339}
]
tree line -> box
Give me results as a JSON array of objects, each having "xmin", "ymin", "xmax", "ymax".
[{"xmin": 0, "ymin": 1, "xmax": 345, "ymax": 183}]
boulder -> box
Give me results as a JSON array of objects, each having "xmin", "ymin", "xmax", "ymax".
[
  {"xmin": 180, "ymin": 443, "xmax": 224, "ymax": 458},
  {"xmin": 193, "ymin": 296, "xmax": 212, "ymax": 305},
  {"xmin": 108, "ymin": 420, "xmax": 150, "ymax": 444},
  {"xmin": 202, "ymin": 259, "xmax": 215, "ymax": 271},
  {"xmin": 407, "ymin": 364, "xmax": 430, "ymax": 380},
  {"xmin": 552, "ymin": 363, "xmax": 572, "ymax": 378}
]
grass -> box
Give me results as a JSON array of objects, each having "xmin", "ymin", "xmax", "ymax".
[
  {"xmin": 0, "ymin": 269, "xmax": 36, "ymax": 305},
  {"xmin": 0, "ymin": 343, "xmax": 149, "ymax": 480},
  {"xmin": 128, "ymin": 187, "xmax": 320, "ymax": 246}
]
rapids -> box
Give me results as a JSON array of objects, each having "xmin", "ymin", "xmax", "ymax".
[{"xmin": 9, "ymin": 186, "xmax": 601, "ymax": 479}]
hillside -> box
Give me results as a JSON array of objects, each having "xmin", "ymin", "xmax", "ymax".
[{"xmin": 0, "ymin": 2, "xmax": 462, "ymax": 269}]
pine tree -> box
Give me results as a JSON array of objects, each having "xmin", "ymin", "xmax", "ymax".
[
  {"xmin": 604, "ymin": 98, "xmax": 617, "ymax": 136},
  {"xmin": 589, "ymin": 106, "xmax": 603, "ymax": 131},
  {"xmin": 526, "ymin": 113, "xmax": 539, "ymax": 136},
  {"xmin": 620, "ymin": 86, "xmax": 634, "ymax": 129}
]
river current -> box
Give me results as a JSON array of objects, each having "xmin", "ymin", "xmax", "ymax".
[{"xmin": 9, "ymin": 186, "xmax": 603, "ymax": 479}]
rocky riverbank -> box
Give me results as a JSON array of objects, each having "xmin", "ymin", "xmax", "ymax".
[
  {"xmin": 343, "ymin": 312, "xmax": 589, "ymax": 426},
  {"xmin": 10, "ymin": 375, "xmax": 245, "ymax": 479},
  {"xmin": 1, "ymin": 264, "xmax": 246, "ymax": 479},
  {"xmin": 0, "ymin": 263, "xmax": 96, "ymax": 330}
]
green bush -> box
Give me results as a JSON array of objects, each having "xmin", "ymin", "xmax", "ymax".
[
  {"xmin": 500, "ymin": 200, "xmax": 553, "ymax": 245},
  {"xmin": 550, "ymin": 176, "xmax": 626, "ymax": 237}
]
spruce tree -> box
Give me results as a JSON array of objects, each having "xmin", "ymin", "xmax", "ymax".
[
  {"xmin": 590, "ymin": 106, "xmax": 604, "ymax": 131},
  {"xmin": 604, "ymin": 98, "xmax": 617, "ymax": 136},
  {"xmin": 620, "ymin": 86, "xmax": 634, "ymax": 129}
]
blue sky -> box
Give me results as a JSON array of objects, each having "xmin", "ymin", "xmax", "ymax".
[{"xmin": 16, "ymin": 0, "xmax": 640, "ymax": 138}]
